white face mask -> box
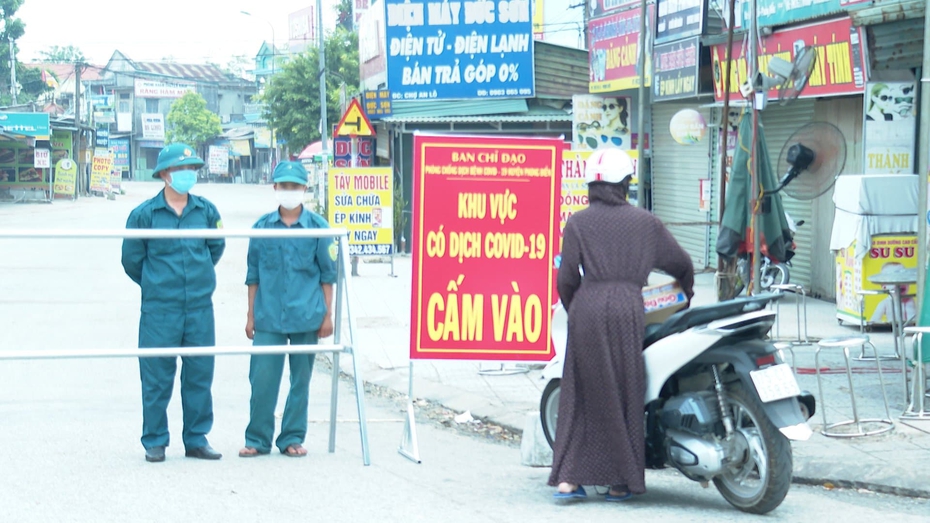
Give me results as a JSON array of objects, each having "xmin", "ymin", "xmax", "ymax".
[{"xmin": 275, "ymin": 189, "xmax": 305, "ymax": 210}]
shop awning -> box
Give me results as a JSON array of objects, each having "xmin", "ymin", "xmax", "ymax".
[{"xmin": 386, "ymin": 98, "xmax": 529, "ymax": 120}]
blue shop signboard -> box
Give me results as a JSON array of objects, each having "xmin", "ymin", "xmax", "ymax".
[
  {"xmin": 110, "ymin": 138, "xmax": 130, "ymax": 169},
  {"xmin": 711, "ymin": 0, "xmax": 870, "ymax": 30},
  {"xmin": 384, "ymin": 0, "xmax": 536, "ymax": 101},
  {"xmin": 0, "ymin": 112, "xmax": 50, "ymax": 139}
]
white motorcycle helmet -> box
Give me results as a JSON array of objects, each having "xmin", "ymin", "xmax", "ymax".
[{"xmin": 584, "ymin": 147, "xmax": 635, "ymax": 184}]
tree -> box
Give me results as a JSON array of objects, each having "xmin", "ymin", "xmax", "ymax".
[
  {"xmin": 0, "ymin": 0, "xmax": 50, "ymax": 105},
  {"xmin": 165, "ymin": 92, "xmax": 222, "ymax": 150},
  {"xmin": 262, "ymin": 26, "xmax": 360, "ymax": 150},
  {"xmin": 336, "ymin": 0, "xmax": 353, "ymax": 30},
  {"xmin": 38, "ymin": 45, "xmax": 85, "ymax": 63}
]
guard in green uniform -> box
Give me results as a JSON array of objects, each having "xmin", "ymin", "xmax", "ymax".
[
  {"xmin": 239, "ymin": 161, "xmax": 337, "ymax": 458},
  {"xmin": 121, "ymin": 143, "xmax": 225, "ymax": 463}
]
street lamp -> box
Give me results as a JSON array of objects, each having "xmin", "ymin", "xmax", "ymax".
[
  {"xmin": 240, "ymin": 10, "xmax": 277, "ymax": 179},
  {"xmin": 240, "ymin": 10, "xmax": 275, "ymax": 77}
]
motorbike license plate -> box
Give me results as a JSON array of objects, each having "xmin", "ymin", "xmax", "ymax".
[{"xmin": 750, "ymin": 364, "xmax": 801, "ymax": 403}]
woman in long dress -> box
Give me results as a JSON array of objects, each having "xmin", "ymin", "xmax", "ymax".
[{"xmin": 549, "ymin": 148, "xmax": 695, "ymax": 501}]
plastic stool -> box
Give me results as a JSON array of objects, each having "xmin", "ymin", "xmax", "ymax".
[
  {"xmin": 855, "ymin": 289, "xmax": 900, "ymax": 360},
  {"xmin": 815, "ymin": 336, "xmax": 894, "ymax": 438},
  {"xmin": 771, "ymin": 284, "xmax": 809, "ymax": 345}
]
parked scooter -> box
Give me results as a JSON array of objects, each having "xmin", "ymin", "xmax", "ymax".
[
  {"xmin": 540, "ymin": 293, "xmax": 816, "ymax": 514},
  {"xmin": 735, "ymin": 218, "xmax": 805, "ymax": 295}
]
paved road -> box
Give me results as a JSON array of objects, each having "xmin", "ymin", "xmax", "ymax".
[{"xmin": 1, "ymin": 184, "xmax": 928, "ymax": 521}]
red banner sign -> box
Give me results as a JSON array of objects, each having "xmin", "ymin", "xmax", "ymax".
[
  {"xmin": 711, "ymin": 16, "xmax": 867, "ymax": 102},
  {"xmin": 588, "ymin": 5, "xmax": 655, "ymax": 93},
  {"xmin": 410, "ymin": 135, "xmax": 564, "ymax": 361}
]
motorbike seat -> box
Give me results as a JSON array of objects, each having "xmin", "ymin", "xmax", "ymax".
[{"xmin": 642, "ymin": 294, "xmax": 781, "ymax": 348}]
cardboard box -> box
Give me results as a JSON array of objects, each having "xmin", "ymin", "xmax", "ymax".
[{"xmin": 643, "ymin": 272, "xmax": 689, "ymax": 324}]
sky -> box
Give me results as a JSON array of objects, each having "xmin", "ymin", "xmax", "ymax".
[{"xmin": 16, "ymin": 0, "xmax": 342, "ymax": 66}]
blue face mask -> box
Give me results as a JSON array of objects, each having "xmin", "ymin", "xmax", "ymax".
[{"xmin": 168, "ymin": 170, "xmax": 198, "ymax": 194}]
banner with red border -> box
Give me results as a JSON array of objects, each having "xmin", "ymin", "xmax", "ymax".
[
  {"xmin": 711, "ymin": 16, "xmax": 868, "ymax": 102},
  {"xmin": 410, "ymin": 134, "xmax": 564, "ymax": 361}
]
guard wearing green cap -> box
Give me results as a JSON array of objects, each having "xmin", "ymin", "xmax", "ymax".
[
  {"xmin": 239, "ymin": 161, "xmax": 337, "ymax": 458},
  {"xmin": 121, "ymin": 143, "xmax": 225, "ymax": 463}
]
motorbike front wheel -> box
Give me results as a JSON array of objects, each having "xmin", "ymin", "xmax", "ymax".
[
  {"xmin": 540, "ymin": 379, "xmax": 560, "ymax": 449},
  {"xmin": 713, "ymin": 385, "xmax": 793, "ymax": 514}
]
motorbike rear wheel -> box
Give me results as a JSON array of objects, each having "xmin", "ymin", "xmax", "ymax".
[
  {"xmin": 713, "ymin": 385, "xmax": 793, "ymax": 514},
  {"xmin": 540, "ymin": 379, "xmax": 560, "ymax": 449},
  {"xmin": 760, "ymin": 263, "xmax": 790, "ymax": 290}
]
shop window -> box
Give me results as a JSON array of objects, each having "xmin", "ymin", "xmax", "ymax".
[{"xmin": 0, "ymin": 145, "xmax": 43, "ymax": 184}]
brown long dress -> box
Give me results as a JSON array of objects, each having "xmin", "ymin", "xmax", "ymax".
[{"xmin": 548, "ymin": 183, "xmax": 695, "ymax": 494}]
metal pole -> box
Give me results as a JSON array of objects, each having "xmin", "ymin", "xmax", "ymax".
[
  {"xmin": 916, "ymin": 7, "xmax": 930, "ymax": 317},
  {"xmin": 74, "ymin": 62, "xmax": 83, "ymax": 199},
  {"xmin": 749, "ymin": 0, "xmax": 762, "ymax": 294},
  {"xmin": 318, "ymin": 0, "xmax": 330, "ymax": 210},
  {"xmin": 636, "ymin": 0, "xmax": 648, "ymax": 209},
  {"xmin": 9, "ymin": 35, "xmax": 17, "ymax": 105},
  {"xmin": 717, "ymin": 0, "xmax": 737, "ymax": 275}
]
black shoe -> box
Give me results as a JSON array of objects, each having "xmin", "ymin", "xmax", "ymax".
[
  {"xmin": 145, "ymin": 446, "xmax": 166, "ymax": 463},
  {"xmin": 185, "ymin": 445, "xmax": 222, "ymax": 460}
]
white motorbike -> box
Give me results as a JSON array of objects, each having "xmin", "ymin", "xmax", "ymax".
[{"xmin": 540, "ymin": 293, "xmax": 816, "ymax": 514}]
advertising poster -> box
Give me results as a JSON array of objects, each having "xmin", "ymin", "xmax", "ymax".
[
  {"xmin": 653, "ymin": 37, "xmax": 700, "ymax": 101},
  {"xmin": 110, "ymin": 138, "xmax": 130, "ymax": 171},
  {"xmin": 383, "ymin": 0, "xmax": 535, "ymax": 100},
  {"xmin": 142, "ymin": 114, "xmax": 165, "ymax": 140},
  {"xmin": 328, "ymin": 167, "xmax": 394, "ymax": 256},
  {"xmin": 560, "ymin": 147, "xmax": 639, "ymax": 233},
  {"xmin": 410, "ymin": 134, "xmax": 563, "ymax": 361},
  {"xmin": 53, "ymin": 158, "xmax": 77, "ymax": 198},
  {"xmin": 51, "ymin": 130, "xmax": 72, "ymax": 165},
  {"xmin": 655, "ymin": 0, "xmax": 704, "ymax": 45},
  {"xmin": 835, "ymin": 236, "xmax": 918, "ymax": 326},
  {"xmin": 863, "ymin": 80, "xmax": 917, "ymax": 175},
  {"xmin": 572, "ymin": 94, "xmax": 633, "ymax": 151},
  {"xmin": 208, "ymin": 146, "xmax": 229, "ymax": 175},
  {"xmin": 588, "ymin": 0, "xmax": 639, "ymax": 19},
  {"xmin": 90, "ymin": 154, "xmax": 112, "ymax": 193},
  {"xmin": 560, "ymin": 149, "xmax": 592, "ymax": 241},
  {"xmin": 588, "ymin": 5, "xmax": 654, "ymax": 93},
  {"xmin": 110, "ymin": 169, "xmax": 122, "ymax": 192},
  {"xmin": 34, "ymin": 148, "xmax": 50, "ymax": 169},
  {"xmin": 134, "ymin": 79, "xmax": 195, "ymax": 98},
  {"xmin": 711, "ymin": 16, "xmax": 867, "ymax": 102}
]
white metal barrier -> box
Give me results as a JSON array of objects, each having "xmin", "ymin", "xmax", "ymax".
[{"xmin": 0, "ymin": 227, "xmax": 371, "ymax": 466}]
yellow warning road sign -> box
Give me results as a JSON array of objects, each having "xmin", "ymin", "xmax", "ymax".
[{"xmin": 334, "ymin": 98, "xmax": 374, "ymax": 137}]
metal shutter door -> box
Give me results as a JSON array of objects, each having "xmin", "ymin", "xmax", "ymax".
[{"xmin": 652, "ymin": 102, "xmax": 713, "ymax": 269}]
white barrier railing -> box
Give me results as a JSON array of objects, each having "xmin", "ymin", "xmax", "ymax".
[{"xmin": 0, "ymin": 227, "xmax": 371, "ymax": 466}]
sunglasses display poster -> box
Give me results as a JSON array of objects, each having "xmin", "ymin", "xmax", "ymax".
[
  {"xmin": 863, "ymin": 80, "xmax": 917, "ymax": 175},
  {"xmin": 572, "ymin": 94, "xmax": 633, "ymax": 151}
]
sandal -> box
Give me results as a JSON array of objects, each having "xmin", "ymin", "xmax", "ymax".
[
  {"xmin": 281, "ymin": 444, "xmax": 308, "ymax": 458},
  {"xmin": 238, "ymin": 446, "xmax": 270, "ymax": 458},
  {"xmin": 605, "ymin": 485, "xmax": 633, "ymax": 502},
  {"xmin": 553, "ymin": 485, "xmax": 587, "ymax": 500}
]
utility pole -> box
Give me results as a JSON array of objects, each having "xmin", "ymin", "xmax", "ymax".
[
  {"xmin": 318, "ymin": 0, "xmax": 328, "ymax": 158},
  {"xmin": 747, "ymin": 0, "xmax": 762, "ymax": 294},
  {"xmin": 635, "ymin": 0, "xmax": 647, "ymax": 209},
  {"xmin": 9, "ymin": 36, "xmax": 17, "ymax": 105},
  {"xmin": 317, "ymin": 0, "xmax": 329, "ymax": 213},
  {"xmin": 74, "ymin": 62, "xmax": 83, "ymax": 199},
  {"xmin": 916, "ymin": 5, "xmax": 930, "ymax": 318}
]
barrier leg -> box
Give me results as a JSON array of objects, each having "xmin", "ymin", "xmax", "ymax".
[
  {"xmin": 329, "ymin": 352, "xmax": 340, "ymax": 454},
  {"xmin": 399, "ymin": 361, "xmax": 422, "ymax": 464}
]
